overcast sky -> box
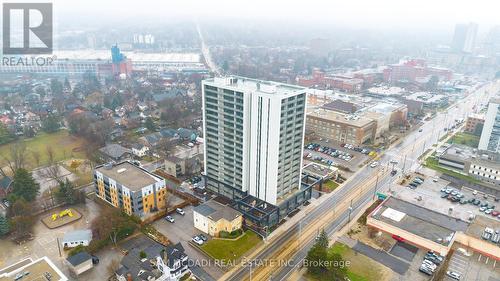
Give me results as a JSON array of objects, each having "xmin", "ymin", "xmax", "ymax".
[{"xmin": 50, "ymin": 0, "xmax": 497, "ymax": 30}]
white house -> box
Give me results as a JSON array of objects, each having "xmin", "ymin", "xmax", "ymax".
[
  {"xmin": 131, "ymin": 143, "xmax": 149, "ymax": 157},
  {"xmin": 62, "ymin": 229, "xmax": 92, "ymax": 248}
]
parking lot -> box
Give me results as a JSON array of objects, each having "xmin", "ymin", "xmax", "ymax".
[
  {"xmin": 445, "ymin": 250, "xmax": 500, "ymax": 281},
  {"xmin": 152, "ymin": 205, "xmax": 224, "ymax": 279},
  {"xmin": 394, "ymin": 175, "xmax": 500, "ymax": 223},
  {"xmin": 303, "ymin": 141, "xmax": 371, "ymax": 175}
]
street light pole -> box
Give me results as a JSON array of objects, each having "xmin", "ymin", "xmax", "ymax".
[
  {"xmin": 373, "ymin": 169, "xmax": 380, "ymax": 200},
  {"xmin": 348, "ymin": 199, "xmax": 353, "ymax": 223}
]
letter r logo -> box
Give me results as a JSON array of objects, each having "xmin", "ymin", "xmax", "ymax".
[{"xmin": 3, "ymin": 3, "xmax": 53, "ymax": 54}]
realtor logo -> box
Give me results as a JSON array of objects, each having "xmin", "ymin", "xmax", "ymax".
[{"xmin": 2, "ymin": 3, "xmax": 53, "ymax": 54}]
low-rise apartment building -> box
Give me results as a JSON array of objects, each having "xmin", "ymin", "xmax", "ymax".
[
  {"xmin": 465, "ymin": 114, "xmax": 485, "ymax": 136},
  {"xmin": 307, "ymin": 109, "xmax": 376, "ymax": 145},
  {"xmin": 94, "ymin": 161, "xmax": 167, "ymax": 218}
]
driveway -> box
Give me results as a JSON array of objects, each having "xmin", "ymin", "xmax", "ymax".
[
  {"xmin": 152, "ymin": 205, "xmax": 224, "ymax": 280},
  {"xmin": 352, "ymin": 241, "xmax": 410, "ymax": 275}
]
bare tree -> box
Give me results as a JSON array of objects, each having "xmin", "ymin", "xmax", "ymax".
[
  {"xmin": 31, "ymin": 150, "xmax": 41, "ymax": 168},
  {"xmin": 0, "ymin": 141, "xmax": 28, "ymax": 176},
  {"xmin": 158, "ymin": 138, "xmax": 176, "ymax": 154},
  {"xmin": 40, "ymin": 145, "xmax": 62, "ymax": 183},
  {"xmin": 107, "ymin": 258, "xmax": 121, "ymax": 276}
]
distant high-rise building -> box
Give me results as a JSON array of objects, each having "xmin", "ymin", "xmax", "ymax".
[
  {"xmin": 479, "ymin": 98, "xmax": 500, "ymax": 153},
  {"xmin": 202, "ymin": 76, "xmax": 309, "ymax": 210},
  {"xmin": 451, "ymin": 23, "xmax": 478, "ymax": 53}
]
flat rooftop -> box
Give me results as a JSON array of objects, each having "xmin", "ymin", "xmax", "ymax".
[
  {"xmin": 406, "ymin": 92, "xmax": 447, "ymax": 104},
  {"xmin": 371, "ymin": 197, "xmax": 469, "ymax": 246},
  {"xmin": 205, "ymin": 76, "xmax": 305, "ymax": 96},
  {"xmin": 367, "ymin": 102, "xmax": 406, "ymax": 114},
  {"xmin": 0, "ymin": 257, "xmax": 67, "ymax": 281},
  {"xmin": 96, "ymin": 162, "xmax": 163, "ymax": 191},
  {"xmin": 307, "ymin": 108, "xmax": 374, "ymax": 128},
  {"xmin": 367, "ymin": 86, "xmax": 405, "ymax": 96},
  {"xmin": 303, "ymin": 163, "xmax": 338, "ymax": 179},
  {"xmin": 54, "ymin": 50, "xmax": 201, "ymax": 63},
  {"xmin": 193, "ymin": 200, "xmax": 242, "ymax": 222},
  {"xmin": 439, "ymin": 144, "xmax": 475, "ymax": 161}
]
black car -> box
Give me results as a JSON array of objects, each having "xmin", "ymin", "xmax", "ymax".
[
  {"xmin": 390, "ymin": 170, "xmax": 397, "ymax": 176},
  {"xmin": 199, "ymin": 234, "xmax": 207, "ymax": 241},
  {"xmin": 91, "ymin": 255, "xmax": 100, "ymax": 265}
]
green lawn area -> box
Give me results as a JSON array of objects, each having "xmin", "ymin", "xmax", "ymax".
[
  {"xmin": 0, "ymin": 130, "xmax": 87, "ymax": 169},
  {"xmin": 323, "ymin": 180, "xmax": 339, "ymax": 191},
  {"xmin": 200, "ymin": 230, "xmax": 261, "ymax": 262},
  {"xmin": 447, "ymin": 132, "xmax": 480, "ymax": 148},
  {"xmin": 424, "ymin": 157, "xmax": 481, "ymax": 184}
]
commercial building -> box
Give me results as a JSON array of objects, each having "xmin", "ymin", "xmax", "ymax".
[
  {"xmin": 364, "ymin": 103, "xmax": 408, "ymax": 137},
  {"xmin": 383, "ymin": 59, "xmax": 453, "ymax": 83},
  {"xmin": 465, "ymin": 114, "xmax": 485, "ymax": 136},
  {"xmin": 307, "ymin": 109, "xmax": 376, "ymax": 145},
  {"xmin": 94, "ymin": 161, "xmax": 167, "ymax": 218},
  {"xmin": 437, "ymin": 144, "xmax": 500, "ymax": 187},
  {"xmin": 0, "ymin": 257, "xmax": 68, "ymax": 281},
  {"xmin": 297, "ymin": 70, "xmax": 364, "ymax": 92},
  {"xmin": 193, "ymin": 200, "xmax": 243, "ymax": 237},
  {"xmin": 479, "ymin": 98, "xmax": 500, "ymax": 153},
  {"xmin": 451, "ymin": 23, "xmax": 479, "ymax": 53},
  {"xmin": 0, "ymin": 48, "xmax": 207, "ymax": 75},
  {"xmin": 202, "ymin": 76, "xmax": 311, "ymax": 227},
  {"xmin": 368, "ymin": 196, "xmax": 500, "ymax": 260}
]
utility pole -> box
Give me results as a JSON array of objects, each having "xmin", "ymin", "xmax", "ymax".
[
  {"xmin": 348, "ymin": 199, "xmax": 353, "ymax": 223},
  {"xmin": 402, "ymin": 154, "xmax": 407, "ymax": 174},
  {"xmin": 373, "ymin": 170, "xmax": 380, "ymax": 200}
]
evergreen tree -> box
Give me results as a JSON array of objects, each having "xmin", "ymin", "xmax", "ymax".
[
  {"xmin": 0, "ymin": 215, "xmax": 10, "ymax": 236},
  {"xmin": 145, "ymin": 117, "xmax": 156, "ymax": 131},
  {"xmin": 10, "ymin": 168, "xmax": 40, "ymax": 202},
  {"xmin": 42, "ymin": 113, "xmax": 61, "ymax": 133},
  {"xmin": 55, "ymin": 179, "xmax": 85, "ymax": 205}
]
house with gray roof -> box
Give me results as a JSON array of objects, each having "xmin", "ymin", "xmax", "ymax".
[
  {"xmin": 193, "ymin": 200, "xmax": 243, "ymax": 237},
  {"xmin": 98, "ymin": 143, "xmax": 132, "ymax": 162}
]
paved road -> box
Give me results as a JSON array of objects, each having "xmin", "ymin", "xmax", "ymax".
[
  {"xmin": 224, "ymin": 81, "xmax": 499, "ymax": 281},
  {"xmin": 196, "ymin": 22, "xmax": 220, "ymax": 75}
]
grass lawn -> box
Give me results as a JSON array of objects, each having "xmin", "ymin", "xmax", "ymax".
[
  {"xmin": 200, "ymin": 230, "xmax": 261, "ymax": 262},
  {"xmin": 447, "ymin": 132, "xmax": 479, "ymax": 148},
  {"xmin": 0, "ymin": 130, "xmax": 87, "ymax": 169},
  {"xmin": 323, "ymin": 180, "xmax": 339, "ymax": 192},
  {"xmin": 424, "ymin": 157, "xmax": 481, "ymax": 184}
]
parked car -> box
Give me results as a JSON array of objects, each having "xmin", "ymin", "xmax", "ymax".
[
  {"xmin": 199, "ymin": 234, "xmax": 207, "ymax": 241},
  {"xmin": 2, "ymin": 198, "xmax": 10, "ymax": 208},
  {"xmin": 192, "ymin": 236, "xmax": 204, "ymax": 245},
  {"xmin": 165, "ymin": 215, "xmax": 175, "ymax": 223},
  {"xmin": 370, "ymin": 162, "xmax": 379, "ymax": 168},
  {"xmin": 419, "ymin": 266, "xmax": 433, "ymax": 276},
  {"xmin": 446, "ymin": 271, "xmax": 461, "ymax": 280},
  {"xmin": 176, "ymin": 208, "xmax": 185, "ymax": 215}
]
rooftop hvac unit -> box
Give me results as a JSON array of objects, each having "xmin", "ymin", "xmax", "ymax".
[{"xmin": 117, "ymin": 168, "xmax": 127, "ymax": 173}]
